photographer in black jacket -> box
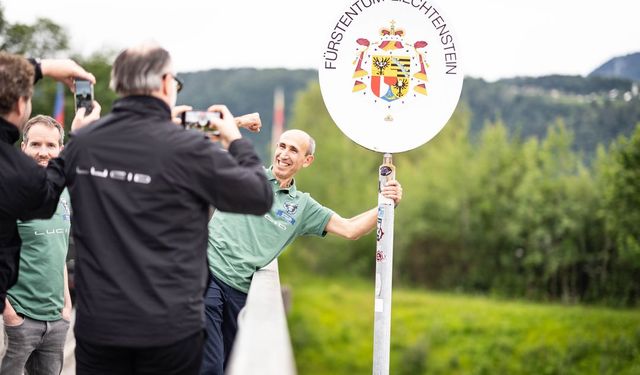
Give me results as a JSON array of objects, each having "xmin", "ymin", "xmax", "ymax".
[
  {"xmin": 62, "ymin": 43, "xmax": 272, "ymax": 375},
  {"xmin": 0, "ymin": 52, "xmax": 96, "ymax": 314}
]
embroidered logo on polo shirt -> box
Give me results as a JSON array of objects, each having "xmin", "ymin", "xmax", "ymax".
[
  {"xmin": 275, "ymin": 201, "xmax": 298, "ymax": 226},
  {"xmin": 284, "ymin": 201, "xmax": 298, "ymax": 215},
  {"xmin": 275, "ymin": 210, "xmax": 296, "ymax": 225}
]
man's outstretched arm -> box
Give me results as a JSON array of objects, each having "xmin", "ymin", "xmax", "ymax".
[{"xmin": 324, "ymin": 180, "xmax": 402, "ymax": 240}]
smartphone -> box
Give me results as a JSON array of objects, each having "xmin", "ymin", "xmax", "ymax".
[
  {"xmin": 74, "ymin": 79, "xmax": 94, "ymax": 113},
  {"xmin": 180, "ymin": 111, "xmax": 221, "ymax": 128}
]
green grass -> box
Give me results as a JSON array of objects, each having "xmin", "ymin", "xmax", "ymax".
[{"xmin": 282, "ymin": 275, "xmax": 640, "ymax": 375}]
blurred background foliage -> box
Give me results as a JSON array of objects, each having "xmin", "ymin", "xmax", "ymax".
[{"xmin": 286, "ymin": 82, "xmax": 640, "ymax": 308}]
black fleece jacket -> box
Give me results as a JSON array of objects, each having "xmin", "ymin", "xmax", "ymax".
[{"xmin": 62, "ymin": 95, "xmax": 272, "ymax": 347}]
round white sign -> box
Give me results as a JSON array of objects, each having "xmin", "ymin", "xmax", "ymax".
[{"xmin": 319, "ymin": 0, "xmax": 463, "ymax": 153}]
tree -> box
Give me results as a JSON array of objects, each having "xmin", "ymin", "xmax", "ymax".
[
  {"xmin": 0, "ymin": 5, "xmax": 69, "ymax": 57},
  {"xmin": 0, "ymin": 5, "xmax": 117, "ymax": 141},
  {"xmin": 597, "ymin": 124, "xmax": 640, "ymax": 304},
  {"xmin": 392, "ymin": 104, "xmax": 474, "ymax": 289}
]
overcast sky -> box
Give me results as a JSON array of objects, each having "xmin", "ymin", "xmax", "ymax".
[{"xmin": 3, "ymin": 0, "xmax": 639, "ymax": 81}]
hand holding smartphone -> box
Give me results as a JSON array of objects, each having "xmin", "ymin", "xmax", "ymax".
[
  {"xmin": 74, "ymin": 79, "xmax": 94, "ymax": 113},
  {"xmin": 180, "ymin": 111, "xmax": 221, "ymax": 128},
  {"xmin": 180, "ymin": 110, "xmax": 221, "ymax": 136}
]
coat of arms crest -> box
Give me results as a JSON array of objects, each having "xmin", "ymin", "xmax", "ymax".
[{"xmin": 352, "ymin": 21, "xmax": 429, "ymax": 105}]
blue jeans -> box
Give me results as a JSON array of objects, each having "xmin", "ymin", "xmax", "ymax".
[
  {"xmin": 200, "ymin": 274, "xmax": 247, "ymax": 375},
  {"xmin": 0, "ymin": 316, "xmax": 70, "ymax": 375}
]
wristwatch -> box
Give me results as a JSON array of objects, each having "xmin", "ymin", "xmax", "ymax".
[{"xmin": 27, "ymin": 57, "xmax": 43, "ymax": 84}]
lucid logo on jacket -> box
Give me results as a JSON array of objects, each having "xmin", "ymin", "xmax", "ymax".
[{"xmin": 76, "ymin": 166, "xmax": 151, "ymax": 184}]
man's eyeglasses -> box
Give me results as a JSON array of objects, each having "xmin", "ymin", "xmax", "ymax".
[{"xmin": 164, "ymin": 74, "xmax": 183, "ymax": 93}]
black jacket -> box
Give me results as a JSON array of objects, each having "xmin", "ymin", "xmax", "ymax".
[
  {"xmin": 0, "ymin": 118, "xmax": 65, "ymax": 311},
  {"xmin": 62, "ymin": 96, "xmax": 272, "ymax": 346},
  {"xmin": 0, "ymin": 58, "xmax": 59, "ymax": 311}
]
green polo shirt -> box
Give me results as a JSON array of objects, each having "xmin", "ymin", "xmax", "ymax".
[
  {"xmin": 207, "ymin": 167, "xmax": 334, "ymax": 293},
  {"xmin": 8, "ymin": 190, "xmax": 70, "ymax": 321}
]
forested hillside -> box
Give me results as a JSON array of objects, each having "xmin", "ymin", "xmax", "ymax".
[
  {"xmin": 175, "ymin": 70, "xmax": 640, "ymax": 162},
  {"xmin": 462, "ymin": 75, "xmax": 640, "ymax": 159}
]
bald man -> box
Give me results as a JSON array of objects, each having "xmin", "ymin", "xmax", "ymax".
[{"xmin": 201, "ymin": 129, "xmax": 403, "ymax": 374}]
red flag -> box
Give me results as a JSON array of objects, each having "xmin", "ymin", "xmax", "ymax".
[
  {"xmin": 53, "ymin": 82, "xmax": 65, "ymax": 125},
  {"xmin": 271, "ymin": 87, "xmax": 285, "ymax": 151}
]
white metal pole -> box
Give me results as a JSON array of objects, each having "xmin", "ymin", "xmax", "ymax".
[{"xmin": 372, "ymin": 153, "xmax": 395, "ymax": 375}]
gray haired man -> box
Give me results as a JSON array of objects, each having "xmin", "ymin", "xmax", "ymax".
[{"xmin": 56, "ymin": 43, "xmax": 272, "ymax": 374}]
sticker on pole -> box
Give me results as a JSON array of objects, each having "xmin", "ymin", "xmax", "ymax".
[{"xmin": 319, "ymin": 0, "xmax": 463, "ymax": 153}]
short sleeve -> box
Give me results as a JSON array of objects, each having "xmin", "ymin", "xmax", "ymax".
[{"xmin": 297, "ymin": 194, "xmax": 334, "ymax": 237}]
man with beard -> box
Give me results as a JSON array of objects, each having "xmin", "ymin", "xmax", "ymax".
[{"xmin": 1, "ymin": 115, "xmax": 73, "ymax": 375}]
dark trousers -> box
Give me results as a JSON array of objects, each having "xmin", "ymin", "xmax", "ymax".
[
  {"xmin": 200, "ymin": 274, "xmax": 248, "ymax": 375},
  {"xmin": 75, "ymin": 330, "xmax": 204, "ymax": 375}
]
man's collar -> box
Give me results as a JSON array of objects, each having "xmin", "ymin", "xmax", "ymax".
[
  {"xmin": 0, "ymin": 116, "xmax": 20, "ymax": 145},
  {"xmin": 266, "ymin": 166, "xmax": 297, "ymax": 198},
  {"xmin": 112, "ymin": 95, "xmax": 172, "ymax": 119}
]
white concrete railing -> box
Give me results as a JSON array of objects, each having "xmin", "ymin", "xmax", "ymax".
[{"xmin": 226, "ymin": 259, "xmax": 297, "ymax": 375}]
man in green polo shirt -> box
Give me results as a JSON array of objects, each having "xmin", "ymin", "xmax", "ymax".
[
  {"xmin": 1, "ymin": 115, "xmax": 72, "ymax": 375},
  {"xmin": 201, "ymin": 129, "xmax": 403, "ymax": 374}
]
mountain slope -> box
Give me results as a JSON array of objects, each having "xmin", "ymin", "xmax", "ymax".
[{"xmin": 589, "ymin": 52, "xmax": 640, "ymax": 82}]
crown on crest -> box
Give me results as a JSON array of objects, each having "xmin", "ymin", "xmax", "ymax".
[{"xmin": 379, "ymin": 20, "xmax": 404, "ymax": 37}]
